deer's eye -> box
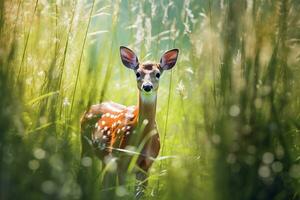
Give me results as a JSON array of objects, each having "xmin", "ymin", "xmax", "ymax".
[
  {"xmin": 156, "ymin": 73, "xmax": 160, "ymax": 79},
  {"xmin": 136, "ymin": 72, "xmax": 141, "ymax": 79}
]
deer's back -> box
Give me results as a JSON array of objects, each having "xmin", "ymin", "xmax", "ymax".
[{"xmin": 81, "ymin": 101, "xmax": 138, "ymax": 159}]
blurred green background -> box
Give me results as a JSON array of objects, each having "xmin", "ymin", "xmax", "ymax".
[{"xmin": 0, "ymin": 0, "xmax": 300, "ymax": 199}]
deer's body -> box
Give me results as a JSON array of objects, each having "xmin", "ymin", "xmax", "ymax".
[
  {"xmin": 80, "ymin": 46, "xmax": 178, "ymax": 198},
  {"xmin": 80, "ymin": 100, "xmax": 160, "ymax": 171}
]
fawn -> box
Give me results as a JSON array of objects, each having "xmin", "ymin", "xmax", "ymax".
[{"xmin": 80, "ymin": 46, "xmax": 179, "ymax": 198}]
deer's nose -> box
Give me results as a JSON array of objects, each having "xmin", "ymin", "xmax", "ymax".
[{"xmin": 142, "ymin": 83, "xmax": 153, "ymax": 92}]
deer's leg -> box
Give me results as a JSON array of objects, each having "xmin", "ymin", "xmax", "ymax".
[
  {"xmin": 135, "ymin": 132, "xmax": 160, "ymax": 199},
  {"xmin": 135, "ymin": 168, "xmax": 149, "ymax": 199},
  {"xmin": 135, "ymin": 157, "xmax": 152, "ymax": 199}
]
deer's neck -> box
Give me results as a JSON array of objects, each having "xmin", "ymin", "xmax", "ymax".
[{"xmin": 138, "ymin": 91, "xmax": 157, "ymax": 130}]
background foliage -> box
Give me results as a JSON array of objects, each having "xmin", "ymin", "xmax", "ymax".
[{"xmin": 0, "ymin": 0, "xmax": 300, "ymax": 199}]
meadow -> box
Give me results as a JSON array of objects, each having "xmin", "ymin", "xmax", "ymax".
[{"xmin": 0, "ymin": 0, "xmax": 300, "ymax": 199}]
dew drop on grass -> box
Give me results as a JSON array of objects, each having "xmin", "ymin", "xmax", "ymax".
[
  {"xmin": 104, "ymin": 156, "xmax": 117, "ymax": 172},
  {"xmin": 142, "ymin": 119, "xmax": 149, "ymax": 125},
  {"xmin": 81, "ymin": 156, "xmax": 92, "ymax": 167},
  {"xmin": 229, "ymin": 105, "xmax": 240, "ymax": 117},
  {"xmin": 289, "ymin": 164, "xmax": 300, "ymax": 179},
  {"xmin": 211, "ymin": 134, "xmax": 221, "ymax": 144},
  {"xmin": 116, "ymin": 186, "xmax": 128, "ymax": 197},
  {"xmin": 258, "ymin": 165, "xmax": 271, "ymax": 178},
  {"xmin": 226, "ymin": 153, "xmax": 236, "ymax": 164},
  {"xmin": 33, "ymin": 148, "xmax": 46, "ymax": 159},
  {"xmin": 262, "ymin": 152, "xmax": 274, "ymax": 165},
  {"xmin": 41, "ymin": 180, "xmax": 57, "ymax": 194},
  {"xmin": 28, "ymin": 159, "xmax": 40, "ymax": 170},
  {"xmin": 271, "ymin": 161, "xmax": 283, "ymax": 173},
  {"xmin": 261, "ymin": 85, "xmax": 271, "ymax": 96}
]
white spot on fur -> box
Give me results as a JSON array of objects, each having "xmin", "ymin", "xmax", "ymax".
[{"xmin": 125, "ymin": 113, "xmax": 134, "ymax": 119}]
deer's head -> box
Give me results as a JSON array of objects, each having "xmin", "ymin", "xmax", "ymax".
[{"xmin": 120, "ymin": 46, "xmax": 179, "ymax": 97}]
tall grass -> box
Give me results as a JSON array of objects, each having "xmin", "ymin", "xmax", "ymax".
[
  {"xmin": 203, "ymin": 1, "xmax": 300, "ymax": 199},
  {"xmin": 0, "ymin": 0, "xmax": 299, "ymax": 200}
]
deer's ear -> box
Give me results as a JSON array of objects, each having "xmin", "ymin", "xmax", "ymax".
[
  {"xmin": 160, "ymin": 49, "xmax": 179, "ymax": 70},
  {"xmin": 120, "ymin": 46, "xmax": 139, "ymax": 70}
]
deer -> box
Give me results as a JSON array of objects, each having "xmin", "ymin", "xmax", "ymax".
[{"xmin": 80, "ymin": 46, "xmax": 179, "ymax": 198}]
